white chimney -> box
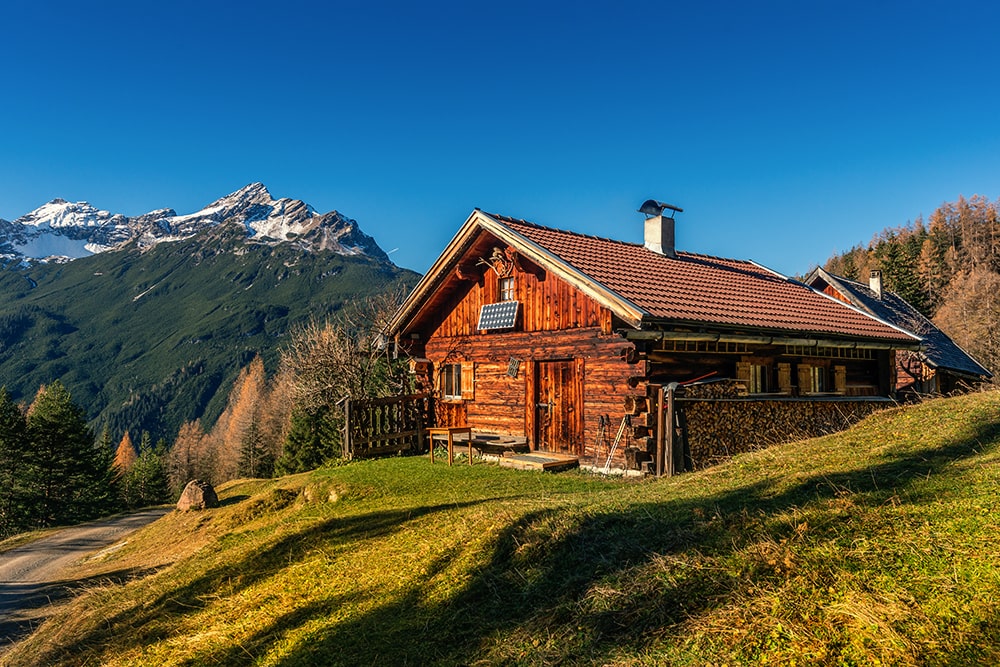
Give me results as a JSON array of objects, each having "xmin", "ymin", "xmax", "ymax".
[
  {"xmin": 638, "ymin": 199, "xmax": 683, "ymax": 258},
  {"xmin": 869, "ymin": 269, "xmax": 883, "ymax": 299},
  {"xmin": 644, "ymin": 215, "xmax": 675, "ymax": 257}
]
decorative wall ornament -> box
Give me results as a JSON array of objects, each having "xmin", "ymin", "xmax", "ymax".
[{"xmin": 478, "ymin": 246, "xmax": 520, "ymax": 278}]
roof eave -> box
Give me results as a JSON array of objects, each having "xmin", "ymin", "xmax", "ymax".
[{"xmin": 627, "ymin": 321, "xmax": 922, "ymax": 351}]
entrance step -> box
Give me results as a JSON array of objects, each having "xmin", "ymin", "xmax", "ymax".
[{"xmin": 498, "ymin": 451, "xmax": 580, "ymax": 472}]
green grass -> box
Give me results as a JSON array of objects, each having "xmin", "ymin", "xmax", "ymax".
[{"xmin": 6, "ymin": 391, "xmax": 1000, "ymax": 666}]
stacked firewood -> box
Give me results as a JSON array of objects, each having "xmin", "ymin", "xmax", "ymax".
[
  {"xmin": 682, "ymin": 379, "xmax": 747, "ymax": 398},
  {"xmin": 683, "ymin": 399, "xmax": 883, "ymax": 468}
]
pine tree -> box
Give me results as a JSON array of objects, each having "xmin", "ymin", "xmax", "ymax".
[
  {"xmin": 275, "ymin": 407, "xmax": 340, "ymax": 475},
  {"xmin": 0, "ymin": 388, "xmax": 28, "ymax": 536},
  {"xmin": 23, "ymin": 381, "xmax": 112, "ymax": 526},
  {"xmin": 121, "ymin": 432, "xmax": 170, "ymax": 509}
]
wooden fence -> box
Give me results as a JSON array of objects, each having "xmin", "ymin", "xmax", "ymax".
[{"xmin": 342, "ymin": 392, "xmax": 431, "ymax": 460}]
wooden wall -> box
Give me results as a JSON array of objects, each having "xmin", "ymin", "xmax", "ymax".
[
  {"xmin": 422, "ymin": 255, "xmax": 608, "ymax": 340},
  {"xmin": 424, "ymin": 326, "xmax": 641, "ymax": 463}
]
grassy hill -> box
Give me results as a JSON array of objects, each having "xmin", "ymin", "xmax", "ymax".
[
  {"xmin": 0, "ymin": 225, "xmax": 418, "ymax": 441},
  {"xmin": 5, "ymin": 391, "xmax": 1000, "ymax": 666}
]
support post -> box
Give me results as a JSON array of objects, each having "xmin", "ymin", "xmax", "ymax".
[
  {"xmin": 342, "ymin": 398, "xmax": 352, "ymax": 460},
  {"xmin": 655, "ymin": 385, "xmax": 666, "ymax": 477},
  {"xmin": 665, "ymin": 383, "xmax": 677, "ymax": 477}
]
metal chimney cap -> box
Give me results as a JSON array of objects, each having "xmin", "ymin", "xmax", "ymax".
[{"xmin": 638, "ymin": 199, "xmax": 684, "ymax": 218}]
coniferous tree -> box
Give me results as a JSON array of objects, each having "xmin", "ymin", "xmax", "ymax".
[
  {"xmin": 23, "ymin": 381, "xmax": 113, "ymax": 526},
  {"xmin": 168, "ymin": 420, "xmax": 205, "ymax": 496},
  {"xmin": 0, "ymin": 388, "xmax": 28, "ymax": 536},
  {"xmin": 121, "ymin": 433, "xmax": 170, "ymax": 509},
  {"xmin": 113, "ymin": 431, "xmax": 138, "ymax": 475},
  {"xmin": 275, "ymin": 407, "xmax": 339, "ymax": 475}
]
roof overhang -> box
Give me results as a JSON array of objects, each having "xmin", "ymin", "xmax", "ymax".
[{"xmin": 624, "ymin": 327, "xmax": 923, "ymax": 351}]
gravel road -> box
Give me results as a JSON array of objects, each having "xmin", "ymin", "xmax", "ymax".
[{"xmin": 0, "ymin": 507, "xmax": 171, "ymax": 648}]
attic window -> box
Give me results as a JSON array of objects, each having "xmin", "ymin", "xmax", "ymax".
[{"xmin": 499, "ymin": 277, "xmax": 515, "ymax": 302}]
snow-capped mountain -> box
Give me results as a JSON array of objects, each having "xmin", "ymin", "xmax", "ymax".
[{"xmin": 0, "ymin": 183, "xmax": 389, "ymax": 263}]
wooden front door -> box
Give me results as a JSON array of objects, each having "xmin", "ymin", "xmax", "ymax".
[{"xmin": 534, "ymin": 359, "xmax": 582, "ymax": 454}]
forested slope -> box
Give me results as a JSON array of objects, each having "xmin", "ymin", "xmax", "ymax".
[{"xmin": 823, "ymin": 194, "xmax": 1000, "ymax": 375}]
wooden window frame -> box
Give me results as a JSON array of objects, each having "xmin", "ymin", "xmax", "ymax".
[
  {"xmin": 499, "ymin": 276, "xmax": 515, "ymax": 302},
  {"xmin": 439, "ymin": 361, "xmax": 475, "ymax": 402},
  {"xmin": 748, "ymin": 363, "xmax": 770, "ymax": 394},
  {"xmin": 737, "ymin": 359, "xmax": 772, "ymax": 394}
]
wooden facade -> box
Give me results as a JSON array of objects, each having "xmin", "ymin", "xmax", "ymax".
[{"xmin": 390, "ymin": 210, "xmax": 923, "ymax": 471}]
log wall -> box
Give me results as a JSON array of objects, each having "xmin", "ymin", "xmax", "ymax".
[{"xmin": 423, "ymin": 326, "xmax": 641, "ymax": 463}]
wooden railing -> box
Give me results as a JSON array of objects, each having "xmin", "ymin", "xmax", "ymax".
[{"xmin": 342, "ymin": 392, "xmax": 430, "ymax": 460}]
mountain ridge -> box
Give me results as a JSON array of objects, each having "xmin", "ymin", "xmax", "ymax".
[
  {"xmin": 0, "ymin": 184, "xmax": 417, "ymax": 442},
  {"xmin": 0, "ymin": 182, "xmax": 388, "ymax": 263}
]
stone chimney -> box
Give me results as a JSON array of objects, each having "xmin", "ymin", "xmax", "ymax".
[
  {"xmin": 869, "ymin": 269, "xmax": 883, "ymax": 299},
  {"xmin": 638, "ymin": 199, "xmax": 683, "ymax": 258}
]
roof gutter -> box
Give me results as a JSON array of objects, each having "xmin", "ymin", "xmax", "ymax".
[{"xmin": 624, "ymin": 329, "xmax": 924, "ymax": 351}]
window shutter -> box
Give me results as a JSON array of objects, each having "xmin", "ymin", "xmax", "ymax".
[
  {"xmin": 777, "ymin": 363, "xmax": 792, "ymax": 393},
  {"xmin": 434, "ymin": 365, "xmax": 443, "ymax": 399},
  {"xmin": 833, "ymin": 365, "xmax": 847, "ymax": 394},
  {"xmin": 735, "ymin": 361, "xmax": 751, "ymax": 385},
  {"xmin": 461, "ymin": 361, "xmax": 475, "ymax": 400},
  {"xmin": 797, "ymin": 365, "xmax": 812, "ymax": 394}
]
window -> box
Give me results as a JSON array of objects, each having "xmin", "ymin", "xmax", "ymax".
[
  {"xmin": 748, "ymin": 364, "xmax": 769, "ymax": 393},
  {"xmin": 439, "ymin": 361, "xmax": 474, "ymax": 400},
  {"xmin": 499, "ymin": 276, "xmax": 515, "ymax": 302},
  {"xmin": 808, "ymin": 366, "xmax": 825, "ymax": 393},
  {"xmin": 441, "ymin": 363, "xmax": 462, "ymax": 400},
  {"xmin": 737, "ymin": 360, "xmax": 771, "ymax": 394}
]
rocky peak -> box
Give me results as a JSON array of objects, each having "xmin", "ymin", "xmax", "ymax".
[{"xmin": 0, "ymin": 184, "xmax": 391, "ymax": 264}]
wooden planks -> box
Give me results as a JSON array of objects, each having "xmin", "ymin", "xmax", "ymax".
[{"xmin": 498, "ymin": 452, "xmax": 580, "ymax": 471}]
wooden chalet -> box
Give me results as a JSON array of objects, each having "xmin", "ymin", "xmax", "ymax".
[
  {"xmin": 388, "ymin": 203, "xmax": 922, "ymax": 473},
  {"xmin": 806, "ymin": 267, "xmax": 992, "ymax": 396}
]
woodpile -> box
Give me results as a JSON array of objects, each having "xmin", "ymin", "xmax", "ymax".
[
  {"xmin": 682, "ymin": 398, "xmax": 885, "ymax": 468},
  {"xmin": 682, "ymin": 379, "xmax": 747, "ymax": 398}
]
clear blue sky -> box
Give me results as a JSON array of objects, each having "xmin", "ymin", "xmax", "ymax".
[{"xmin": 2, "ymin": 1, "xmax": 998, "ymax": 276}]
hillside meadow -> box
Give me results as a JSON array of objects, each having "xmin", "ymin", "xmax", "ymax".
[{"xmin": 5, "ymin": 391, "xmax": 1000, "ymax": 666}]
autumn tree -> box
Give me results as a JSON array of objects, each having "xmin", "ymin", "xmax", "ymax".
[
  {"xmin": 168, "ymin": 419, "xmax": 207, "ymax": 495},
  {"xmin": 113, "ymin": 431, "xmax": 138, "ymax": 476},
  {"xmin": 275, "ymin": 289, "xmax": 411, "ymax": 473}
]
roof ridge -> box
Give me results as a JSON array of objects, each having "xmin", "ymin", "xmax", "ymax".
[{"xmin": 483, "ymin": 210, "xmax": 758, "ymax": 266}]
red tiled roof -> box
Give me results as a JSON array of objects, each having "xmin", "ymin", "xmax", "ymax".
[{"xmin": 487, "ymin": 213, "xmax": 916, "ymax": 342}]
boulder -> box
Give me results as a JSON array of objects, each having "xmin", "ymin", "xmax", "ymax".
[{"xmin": 176, "ymin": 479, "xmax": 219, "ymax": 511}]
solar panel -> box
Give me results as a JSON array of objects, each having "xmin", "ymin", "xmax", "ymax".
[{"xmin": 477, "ymin": 301, "xmax": 519, "ymax": 330}]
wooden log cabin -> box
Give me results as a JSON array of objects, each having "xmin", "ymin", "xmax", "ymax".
[
  {"xmin": 806, "ymin": 267, "xmax": 992, "ymax": 396},
  {"xmin": 388, "ymin": 203, "xmax": 923, "ymax": 472}
]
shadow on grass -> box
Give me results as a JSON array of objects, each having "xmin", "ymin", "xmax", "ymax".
[
  {"xmin": 217, "ymin": 494, "xmax": 251, "ymax": 507},
  {"xmin": 13, "ymin": 500, "xmax": 490, "ymax": 666},
  {"xmin": 262, "ymin": 419, "xmax": 1000, "ymax": 666},
  {"xmin": 17, "ymin": 416, "xmax": 1000, "ymax": 666},
  {"xmin": 0, "ymin": 567, "xmax": 160, "ymax": 650}
]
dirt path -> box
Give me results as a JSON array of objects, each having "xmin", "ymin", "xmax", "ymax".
[{"xmin": 0, "ymin": 507, "xmax": 171, "ymax": 648}]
